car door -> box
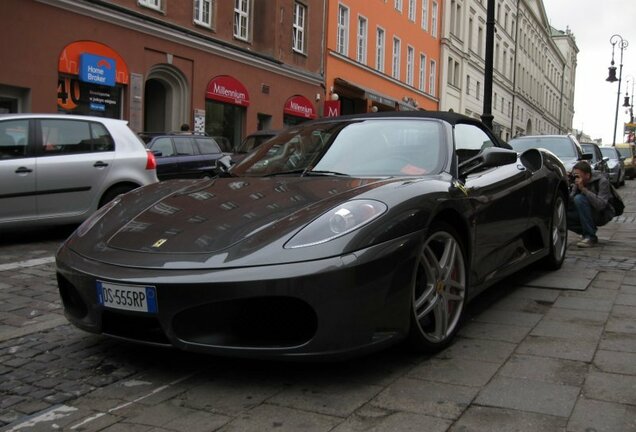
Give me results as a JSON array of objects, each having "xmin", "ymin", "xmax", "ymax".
[
  {"xmin": 0, "ymin": 118, "xmax": 36, "ymax": 223},
  {"xmin": 173, "ymin": 136, "xmax": 203, "ymax": 178},
  {"xmin": 149, "ymin": 137, "xmax": 179, "ymax": 180},
  {"xmin": 195, "ymin": 137, "xmax": 224, "ymax": 174},
  {"xmin": 35, "ymin": 118, "xmax": 114, "ymax": 219},
  {"xmin": 455, "ymin": 123, "xmax": 534, "ymax": 284}
]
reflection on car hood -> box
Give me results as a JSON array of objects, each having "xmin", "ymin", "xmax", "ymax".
[{"xmin": 104, "ymin": 177, "xmax": 392, "ymax": 254}]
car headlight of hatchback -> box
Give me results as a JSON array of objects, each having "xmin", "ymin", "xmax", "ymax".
[{"xmin": 285, "ymin": 199, "xmax": 387, "ymax": 249}]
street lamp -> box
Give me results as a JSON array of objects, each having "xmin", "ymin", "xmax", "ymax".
[{"xmin": 606, "ymin": 34, "xmax": 628, "ymax": 146}]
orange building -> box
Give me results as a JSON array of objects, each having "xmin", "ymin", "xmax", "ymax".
[{"xmin": 324, "ymin": 0, "xmax": 442, "ymax": 115}]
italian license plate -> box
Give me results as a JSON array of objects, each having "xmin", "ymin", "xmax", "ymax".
[{"xmin": 96, "ymin": 281, "xmax": 158, "ymax": 313}]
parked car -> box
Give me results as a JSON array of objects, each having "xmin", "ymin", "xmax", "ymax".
[
  {"xmin": 508, "ymin": 134, "xmax": 590, "ymax": 173},
  {"xmin": 580, "ymin": 142, "xmax": 609, "ymax": 178},
  {"xmin": 614, "ymin": 142, "xmax": 636, "ymax": 180},
  {"xmin": 211, "ymin": 136, "xmax": 233, "ymax": 153},
  {"xmin": 231, "ymin": 129, "xmax": 281, "ymax": 163},
  {"xmin": 0, "ymin": 114, "xmax": 158, "ymax": 231},
  {"xmin": 56, "ymin": 111, "xmax": 569, "ymax": 360},
  {"xmin": 599, "ymin": 146, "xmax": 626, "ymax": 187},
  {"xmin": 141, "ymin": 134, "xmax": 231, "ymax": 180}
]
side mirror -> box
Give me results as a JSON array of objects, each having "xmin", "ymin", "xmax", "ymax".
[
  {"xmin": 602, "ymin": 156, "xmax": 610, "ymax": 163},
  {"xmin": 459, "ymin": 147, "xmax": 518, "ymax": 177}
]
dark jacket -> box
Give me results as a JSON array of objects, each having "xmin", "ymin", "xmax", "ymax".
[{"xmin": 570, "ymin": 172, "xmax": 615, "ymax": 225}]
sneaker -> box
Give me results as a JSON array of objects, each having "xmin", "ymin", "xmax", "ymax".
[{"xmin": 577, "ymin": 237, "xmax": 598, "ymax": 248}]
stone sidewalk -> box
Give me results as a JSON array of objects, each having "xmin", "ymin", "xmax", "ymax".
[{"xmin": 1, "ymin": 182, "xmax": 635, "ymax": 431}]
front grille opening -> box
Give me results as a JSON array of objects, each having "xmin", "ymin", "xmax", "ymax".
[
  {"xmin": 101, "ymin": 310, "xmax": 170, "ymax": 345},
  {"xmin": 57, "ymin": 273, "xmax": 88, "ymax": 319},
  {"xmin": 173, "ymin": 297, "xmax": 318, "ymax": 348}
]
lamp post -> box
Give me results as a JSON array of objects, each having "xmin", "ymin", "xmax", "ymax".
[
  {"xmin": 606, "ymin": 34, "xmax": 628, "ymax": 146},
  {"xmin": 480, "ymin": 0, "xmax": 495, "ymax": 131}
]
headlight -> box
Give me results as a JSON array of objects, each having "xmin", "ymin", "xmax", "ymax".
[
  {"xmin": 75, "ymin": 197, "xmax": 121, "ymax": 237},
  {"xmin": 285, "ymin": 199, "xmax": 387, "ymax": 249}
]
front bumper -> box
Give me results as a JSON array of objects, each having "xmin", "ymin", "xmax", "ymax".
[{"xmin": 56, "ymin": 235, "xmax": 420, "ymax": 360}]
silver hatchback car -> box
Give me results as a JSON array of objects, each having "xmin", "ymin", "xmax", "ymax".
[{"xmin": 0, "ymin": 114, "xmax": 158, "ymax": 230}]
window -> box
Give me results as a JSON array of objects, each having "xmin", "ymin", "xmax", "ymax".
[
  {"xmin": 468, "ymin": 17, "xmax": 473, "ymax": 51},
  {"xmin": 476, "ymin": 81, "xmax": 481, "ymax": 100},
  {"xmin": 494, "ymin": 92, "xmax": 497, "ymax": 110},
  {"xmin": 477, "ymin": 26, "xmax": 484, "ymax": 57},
  {"xmin": 139, "ymin": 0, "xmax": 161, "ymax": 11},
  {"xmin": 376, "ymin": 27, "xmax": 385, "ymax": 72},
  {"xmin": 429, "ymin": 59, "xmax": 436, "ymax": 96},
  {"xmin": 421, "ymin": 0, "xmax": 428, "ymax": 31},
  {"xmin": 419, "ymin": 53, "xmax": 427, "ymax": 91},
  {"xmin": 293, "ymin": 2, "xmax": 307, "ymax": 53},
  {"xmin": 450, "ymin": 0, "xmax": 461, "ymax": 37},
  {"xmin": 357, "ymin": 15, "xmax": 368, "ymax": 63},
  {"xmin": 0, "ymin": 119, "xmax": 29, "ymax": 159},
  {"xmin": 194, "ymin": 0, "xmax": 213, "ymax": 27},
  {"xmin": 337, "ymin": 4, "xmax": 349, "ymax": 56},
  {"xmin": 394, "ymin": 0, "xmax": 402, "ymax": 12},
  {"xmin": 431, "ymin": 1, "xmax": 438, "ymax": 37},
  {"xmin": 392, "ymin": 37, "xmax": 401, "ymax": 80},
  {"xmin": 196, "ymin": 138, "xmax": 222, "ymax": 155},
  {"xmin": 174, "ymin": 137, "xmax": 196, "ymax": 156},
  {"xmin": 408, "ymin": 0, "xmax": 416, "ymax": 21},
  {"xmin": 40, "ymin": 120, "xmax": 113, "ymax": 155},
  {"xmin": 454, "ymin": 123, "xmax": 493, "ymax": 151},
  {"xmin": 447, "ymin": 57, "xmax": 459, "ymax": 87},
  {"xmin": 234, "ymin": 0, "xmax": 250, "ymax": 41},
  {"xmin": 466, "ymin": 75, "xmax": 470, "ymax": 95},
  {"xmin": 406, "ymin": 46, "xmax": 414, "ymax": 85},
  {"xmin": 150, "ymin": 138, "xmax": 175, "ymax": 157}
]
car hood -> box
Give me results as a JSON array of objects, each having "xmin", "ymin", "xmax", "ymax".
[{"xmin": 65, "ymin": 176, "xmax": 440, "ymax": 269}]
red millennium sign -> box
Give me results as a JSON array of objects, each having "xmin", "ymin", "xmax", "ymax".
[
  {"xmin": 283, "ymin": 95, "xmax": 317, "ymax": 119},
  {"xmin": 206, "ymin": 75, "xmax": 250, "ymax": 107}
]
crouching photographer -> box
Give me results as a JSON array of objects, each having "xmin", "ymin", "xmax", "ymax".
[{"xmin": 567, "ymin": 161, "xmax": 615, "ymax": 248}]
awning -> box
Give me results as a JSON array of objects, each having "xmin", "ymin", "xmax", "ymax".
[
  {"xmin": 206, "ymin": 75, "xmax": 250, "ymax": 107},
  {"xmin": 283, "ymin": 95, "xmax": 317, "ymax": 119},
  {"xmin": 59, "ymin": 41, "xmax": 129, "ymax": 85},
  {"xmin": 333, "ymin": 78, "xmax": 418, "ymax": 111}
]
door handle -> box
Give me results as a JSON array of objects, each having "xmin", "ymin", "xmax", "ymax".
[
  {"xmin": 15, "ymin": 167, "xmax": 33, "ymax": 174},
  {"xmin": 93, "ymin": 161, "xmax": 109, "ymax": 168}
]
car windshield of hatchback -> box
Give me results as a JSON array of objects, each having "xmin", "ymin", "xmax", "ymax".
[
  {"xmin": 509, "ymin": 136, "xmax": 578, "ymax": 159},
  {"xmin": 230, "ymin": 119, "xmax": 445, "ymax": 177},
  {"xmin": 616, "ymin": 146, "xmax": 633, "ymax": 158},
  {"xmin": 600, "ymin": 147, "xmax": 619, "ymax": 159}
]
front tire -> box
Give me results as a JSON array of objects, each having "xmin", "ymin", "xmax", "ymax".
[
  {"xmin": 540, "ymin": 193, "xmax": 567, "ymax": 270},
  {"xmin": 407, "ymin": 222, "xmax": 467, "ymax": 353}
]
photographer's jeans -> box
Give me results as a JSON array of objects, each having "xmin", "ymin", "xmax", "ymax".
[{"xmin": 567, "ymin": 193, "xmax": 597, "ymax": 239}]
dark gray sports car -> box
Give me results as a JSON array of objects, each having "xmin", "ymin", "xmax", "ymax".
[{"xmin": 56, "ymin": 112, "xmax": 569, "ymax": 360}]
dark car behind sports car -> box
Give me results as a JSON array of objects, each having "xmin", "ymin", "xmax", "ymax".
[
  {"xmin": 508, "ymin": 134, "xmax": 590, "ymax": 173},
  {"xmin": 56, "ymin": 112, "xmax": 569, "ymax": 360}
]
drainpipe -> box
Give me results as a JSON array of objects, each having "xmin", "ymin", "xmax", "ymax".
[{"xmin": 510, "ymin": 0, "xmax": 521, "ymax": 136}]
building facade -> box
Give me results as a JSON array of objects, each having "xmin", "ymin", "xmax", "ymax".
[
  {"xmin": 439, "ymin": 0, "xmax": 578, "ymax": 141},
  {"xmin": 324, "ymin": 0, "xmax": 442, "ymax": 115},
  {"xmin": 0, "ymin": 0, "xmax": 326, "ymax": 148}
]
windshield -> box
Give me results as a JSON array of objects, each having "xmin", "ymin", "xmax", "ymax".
[
  {"xmin": 230, "ymin": 119, "xmax": 445, "ymax": 177},
  {"xmin": 508, "ymin": 136, "xmax": 578, "ymax": 159},
  {"xmin": 616, "ymin": 146, "xmax": 633, "ymax": 158},
  {"xmin": 600, "ymin": 147, "xmax": 618, "ymax": 159}
]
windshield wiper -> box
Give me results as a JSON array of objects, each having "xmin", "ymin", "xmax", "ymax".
[
  {"xmin": 263, "ymin": 169, "xmax": 307, "ymax": 177},
  {"xmin": 305, "ymin": 170, "xmax": 350, "ymax": 177}
]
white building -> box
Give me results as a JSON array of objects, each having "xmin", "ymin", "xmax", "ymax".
[{"xmin": 439, "ymin": 0, "xmax": 578, "ymax": 141}]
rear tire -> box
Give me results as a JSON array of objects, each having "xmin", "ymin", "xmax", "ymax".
[
  {"xmin": 407, "ymin": 222, "xmax": 467, "ymax": 353},
  {"xmin": 540, "ymin": 193, "xmax": 567, "ymax": 270}
]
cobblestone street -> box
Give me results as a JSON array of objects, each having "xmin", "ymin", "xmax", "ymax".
[{"xmin": 1, "ymin": 182, "xmax": 635, "ymax": 432}]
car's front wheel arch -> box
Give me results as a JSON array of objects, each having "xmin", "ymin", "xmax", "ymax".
[{"xmin": 406, "ymin": 219, "xmax": 469, "ymax": 353}]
